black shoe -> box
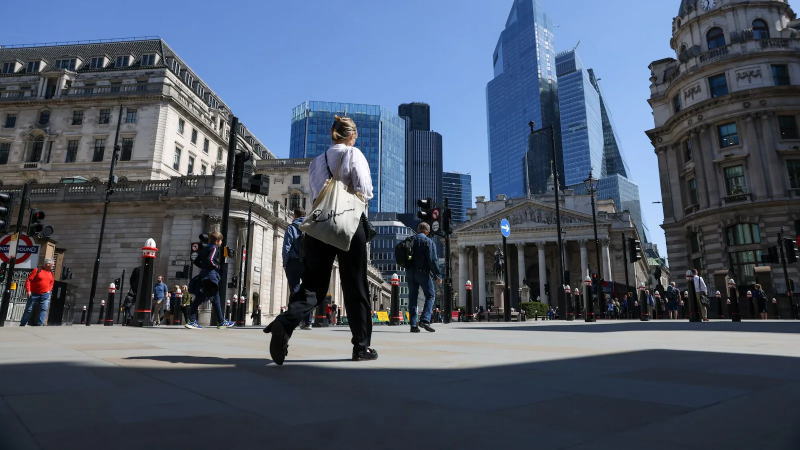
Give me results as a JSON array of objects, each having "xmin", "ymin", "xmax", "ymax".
[
  {"xmin": 352, "ymin": 347, "xmax": 379, "ymax": 361},
  {"xmin": 420, "ymin": 322, "xmax": 436, "ymax": 332},
  {"xmin": 268, "ymin": 320, "xmax": 289, "ymax": 365},
  {"xmin": 410, "ymin": 326, "xmax": 420, "ymax": 333},
  {"xmin": 299, "ymin": 324, "xmax": 311, "ymax": 330}
]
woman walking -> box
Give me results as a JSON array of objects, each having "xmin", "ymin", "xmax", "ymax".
[
  {"xmin": 754, "ymin": 284, "xmax": 768, "ymax": 320},
  {"xmin": 265, "ymin": 115, "xmax": 376, "ymax": 365}
]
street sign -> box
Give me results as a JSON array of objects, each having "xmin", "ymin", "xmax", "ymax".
[
  {"xmin": 432, "ymin": 221, "xmax": 440, "ymax": 233},
  {"xmin": 0, "ymin": 233, "xmax": 40, "ymax": 268},
  {"xmin": 500, "ymin": 218, "xmax": 511, "ymax": 238}
]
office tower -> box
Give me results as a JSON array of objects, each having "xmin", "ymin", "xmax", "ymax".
[
  {"xmin": 487, "ymin": 0, "xmax": 559, "ymax": 199},
  {"xmin": 442, "ymin": 172, "xmax": 473, "ymax": 224},
  {"xmin": 290, "ymin": 101, "xmax": 406, "ymax": 213},
  {"xmin": 399, "ymin": 102, "xmax": 442, "ymax": 213}
]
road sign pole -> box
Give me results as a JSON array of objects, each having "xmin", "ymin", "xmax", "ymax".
[
  {"xmin": 503, "ymin": 235, "xmax": 511, "ymax": 322},
  {"xmin": 0, "ymin": 182, "xmax": 30, "ymax": 327}
]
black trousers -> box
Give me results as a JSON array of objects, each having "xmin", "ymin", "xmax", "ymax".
[{"xmin": 275, "ymin": 222, "xmax": 372, "ymax": 350}]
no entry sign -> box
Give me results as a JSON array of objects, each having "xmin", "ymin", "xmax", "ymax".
[{"xmin": 0, "ymin": 233, "xmax": 40, "ymax": 268}]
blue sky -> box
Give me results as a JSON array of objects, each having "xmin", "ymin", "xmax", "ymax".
[{"xmin": 5, "ymin": 0, "xmax": 681, "ymax": 254}]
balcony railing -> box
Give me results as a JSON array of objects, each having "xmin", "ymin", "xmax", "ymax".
[
  {"xmin": 723, "ymin": 192, "xmax": 751, "ymax": 204},
  {"xmin": 0, "ymin": 91, "xmax": 31, "ymax": 101},
  {"xmin": 698, "ymin": 45, "xmax": 729, "ymax": 63},
  {"xmin": 760, "ymin": 38, "xmax": 791, "ymax": 49},
  {"xmin": 63, "ymin": 82, "xmax": 163, "ymax": 98}
]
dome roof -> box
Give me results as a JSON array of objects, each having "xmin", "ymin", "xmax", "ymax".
[{"xmin": 678, "ymin": 0, "xmax": 696, "ymax": 17}]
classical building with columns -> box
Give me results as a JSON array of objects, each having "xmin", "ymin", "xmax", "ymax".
[
  {"xmin": 452, "ymin": 192, "xmax": 649, "ymax": 309},
  {"xmin": 647, "ymin": 0, "xmax": 800, "ymax": 297}
]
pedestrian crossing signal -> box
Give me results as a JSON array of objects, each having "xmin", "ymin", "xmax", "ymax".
[{"xmin": 0, "ymin": 192, "xmax": 11, "ymax": 234}]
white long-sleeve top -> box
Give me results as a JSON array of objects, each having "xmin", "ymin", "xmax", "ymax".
[{"xmin": 308, "ymin": 144, "xmax": 374, "ymax": 204}]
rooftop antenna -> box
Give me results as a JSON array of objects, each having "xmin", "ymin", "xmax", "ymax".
[{"xmin": 573, "ymin": 40, "xmax": 581, "ymax": 52}]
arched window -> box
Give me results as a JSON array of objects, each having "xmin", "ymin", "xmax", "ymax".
[
  {"xmin": 706, "ymin": 27, "xmax": 726, "ymax": 49},
  {"xmin": 289, "ymin": 193, "xmax": 301, "ymax": 210},
  {"xmin": 752, "ymin": 19, "xmax": 769, "ymax": 40},
  {"xmin": 38, "ymin": 110, "xmax": 50, "ymax": 125},
  {"xmin": 26, "ymin": 135, "xmax": 44, "ymax": 162}
]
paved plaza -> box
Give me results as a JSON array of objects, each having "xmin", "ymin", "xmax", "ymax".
[{"xmin": 1, "ymin": 320, "xmax": 799, "ymax": 450}]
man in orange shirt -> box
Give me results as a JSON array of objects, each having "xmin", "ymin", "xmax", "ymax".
[{"xmin": 20, "ymin": 258, "xmax": 55, "ymax": 326}]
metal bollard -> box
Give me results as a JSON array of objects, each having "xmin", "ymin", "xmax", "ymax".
[
  {"xmin": 389, "ymin": 274, "xmax": 401, "ymax": 325},
  {"xmin": 134, "ymin": 239, "xmax": 158, "ymax": 327},
  {"xmin": 104, "ymin": 283, "xmax": 116, "ymax": 326},
  {"xmin": 80, "ymin": 305, "xmax": 87, "ymax": 324},
  {"xmin": 639, "ymin": 284, "xmax": 649, "ymax": 321},
  {"xmin": 584, "ymin": 276, "xmax": 596, "ymax": 322},
  {"xmin": 97, "ymin": 300, "xmax": 105, "ymax": 324},
  {"xmin": 465, "ymin": 280, "xmax": 473, "ymax": 322}
]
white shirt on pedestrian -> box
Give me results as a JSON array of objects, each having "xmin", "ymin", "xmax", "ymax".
[
  {"xmin": 308, "ymin": 144, "xmax": 374, "ymax": 205},
  {"xmin": 693, "ymin": 276, "xmax": 708, "ymax": 295}
]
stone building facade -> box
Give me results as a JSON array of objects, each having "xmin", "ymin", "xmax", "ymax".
[
  {"xmin": 452, "ymin": 192, "xmax": 649, "ymax": 310},
  {"xmin": 647, "ymin": 0, "xmax": 800, "ymax": 297}
]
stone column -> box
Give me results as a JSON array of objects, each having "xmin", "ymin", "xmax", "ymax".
[
  {"xmin": 458, "ymin": 246, "xmax": 467, "ymax": 308},
  {"xmin": 537, "ymin": 242, "xmax": 547, "ymax": 304},
  {"xmin": 517, "ymin": 243, "xmax": 526, "ymax": 301},
  {"xmin": 477, "ymin": 245, "xmax": 486, "ymax": 307},
  {"xmin": 692, "ymin": 128, "xmax": 711, "ymax": 209},
  {"xmin": 580, "ymin": 240, "xmax": 589, "ymax": 281},
  {"xmin": 759, "ymin": 112, "xmax": 783, "ymax": 196},
  {"xmin": 742, "ymin": 113, "xmax": 769, "ymax": 199},
  {"xmin": 602, "ymin": 241, "xmax": 612, "ymax": 282}
]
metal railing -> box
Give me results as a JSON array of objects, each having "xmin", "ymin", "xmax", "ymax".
[{"xmin": 63, "ymin": 83, "xmax": 162, "ymax": 98}]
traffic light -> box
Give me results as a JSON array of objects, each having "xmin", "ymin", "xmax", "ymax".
[
  {"xmin": 763, "ymin": 246, "xmax": 779, "ymax": 264},
  {"xmin": 28, "ymin": 209, "xmax": 53, "ymax": 237},
  {"xmin": 442, "ymin": 207, "xmax": 453, "ymax": 236},
  {"xmin": 417, "ymin": 198, "xmax": 434, "ymax": 228},
  {"xmin": 628, "ymin": 238, "xmax": 642, "ymax": 262},
  {"xmin": 0, "ymin": 192, "xmax": 11, "ymax": 234},
  {"xmin": 233, "ymin": 151, "xmax": 254, "ymax": 192},
  {"xmin": 249, "ymin": 174, "xmax": 270, "ymax": 195},
  {"xmin": 784, "ymin": 238, "xmax": 799, "ymax": 264}
]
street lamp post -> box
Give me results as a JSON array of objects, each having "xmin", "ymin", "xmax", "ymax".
[
  {"xmin": 584, "ymin": 275, "xmax": 595, "ymax": 322},
  {"xmin": 529, "ymin": 121, "xmax": 566, "ymax": 320},
  {"xmin": 584, "ymin": 170, "xmax": 604, "ymax": 320},
  {"xmin": 563, "ymin": 284, "xmax": 573, "ymax": 321}
]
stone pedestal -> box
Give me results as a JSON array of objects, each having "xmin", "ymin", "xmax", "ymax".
[
  {"xmin": 520, "ymin": 286, "xmax": 530, "ymax": 304},
  {"xmin": 493, "ymin": 282, "xmax": 505, "ymax": 312}
]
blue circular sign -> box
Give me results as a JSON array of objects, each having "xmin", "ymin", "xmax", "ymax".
[{"xmin": 500, "ymin": 218, "xmax": 511, "ymax": 238}]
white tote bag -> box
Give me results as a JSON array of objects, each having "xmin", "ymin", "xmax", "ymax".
[{"xmin": 300, "ymin": 149, "xmax": 367, "ymax": 251}]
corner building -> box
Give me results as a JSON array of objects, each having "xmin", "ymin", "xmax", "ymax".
[{"xmin": 647, "ymin": 0, "xmax": 800, "ymax": 304}]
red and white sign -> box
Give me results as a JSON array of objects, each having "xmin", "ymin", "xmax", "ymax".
[{"xmin": 0, "ymin": 233, "xmax": 40, "ymax": 268}]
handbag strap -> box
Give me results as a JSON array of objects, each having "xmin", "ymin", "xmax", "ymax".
[{"xmin": 324, "ymin": 149, "xmax": 334, "ymax": 179}]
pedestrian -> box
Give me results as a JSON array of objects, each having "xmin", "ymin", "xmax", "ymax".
[
  {"xmin": 185, "ymin": 231, "xmax": 235, "ymax": 329},
  {"xmin": 166, "ymin": 285, "xmax": 181, "ymax": 325},
  {"xmin": 121, "ymin": 267, "xmax": 140, "ymax": 326},
  {"xmin": 330, "ymin": 304, "xmax": 338, "ymax": 326},
  {"xmin": 690, "ymin": 269, "xmax": 709, "ymax": 321},
  {"xmin": 180, "ymin": 284, "xmax": 191, "ymax": 324},
  {"xmin": 406, "ymin": 222, "xmax": 442, "ymax": 333},
  {"xmin": 251, "ymin": 304, "xmax": 262, "ymax": 326},
  {"xmin": 151, "ymin": 275, "xmax": 168, "ymax": 326},
  {"xmin": 666, "ymin": 282, "xmax": 679, "ymax": 320},
  {"xmin": 19, "ymin": 258, "xmax": 55, "ymax": 326},
  {"xmin": 753, "ymin": 283, "xmax": 768, "ymax": 320},
  {"xmin": 265, "ymin": 115, "xmax": 377, "ymax": 364},
  {"xmin": 283, "ymin": 208, "xmax": 313, "ymax": 330},
  {"xmin": 654, "ymin": 291, "xmax": 664, "ymax": 320}
]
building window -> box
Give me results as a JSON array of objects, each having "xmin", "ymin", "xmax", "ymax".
[
  {"xmin": 708, "ymin": 74, "xmax": 728, "ymax": 98},
  {"xmin": 72, "ymin": 110, "xmax": 84, "ymax": 126},
  {"xmin": 98, "ymin": 108, "xmax": 111, "ymax": 124},
  {"xmin": 0, "ymin": 142, "xmax": 9, "ymax": 164},
  {"xmin": 706, "ymin": 27, "xmax": 726, "ymax": 49},
  {"xmin": 718, "ymin": 123, "xmax": 739, "ymax": 148},
  {"xmin": 690, "ymin": 231, "xmax": 701, "ymax": 254},
  {"xmin": 178, "ymin": 118, "xmax": 185, "ymax": 134},
  {"xmin": 201, "ymin": 163, "xmax": 208, "ymax": 175},
  {"xmin": 217, "ymin": 147, "xmax": 223, "ymax": 161},
  {"xmin": 687, "ymin": 178, "xmax": 698, "ymax": 205},
  {"xmin": 729, "ymin": 250, "xmax": 761, "ymax": 286},
  {"xmin": 727, "ymin": 224, "xmax": 761, "ymax": 246},
  {"xmin": 173, "ymin": 146, "xmax": 182, "ymax": 170},
  {"xmin": 672, "ymin": 95, "xmax": 681, "ymax": 113},
  {"xmin": 752, "ymin": 19, "xmax": 770, "ymax": 40},
  {"xmin": 778, "ymin": 115, "xmax": 799, "ymax": 140},
  {"xmin": 4, "ymin": 114, "xmax": 16, "ymax": 128},
  {"xmin": 92, "ymin": 138, "xmax": 106, "ymax": 162},
  {"xmin": 289, "ymin": 193, "xmax": 301, "ymax": 210},
  {"xmin": 292, "ymin": 175, "xmax": 301, "ymax": 185},
  {"xmin": 65, "ymin": 140, "xmax": 79, "ymax": 163},
  {"xmin": 88, "ymin": 56, "xmax": 105, "ymax": 69},
  {"xmin": 788, "ymin": 160, "xmax": 800, "ymax": 190},
  {"xmin": 115, "ymin": 55, "xmax": 130, "ymax": 68},
  {"xmin": 55, "ymin": 58, "xmax": 77, "ymax": 71},
  {"xmin": 26, "ymin": 61, "xmax": 41, "ymax": 73},
  {"xmin": 772, "ymin": 65, "xmax": 790, "ymax": 86},
  {"xmin": 26, "ymin": 136, "xmax": 44, "ymax": 162},
  {"xmin": 724, "ymin": 165, "xmax": 747, "ymax": 195},
  {"xmin": 2, "ymin": 62, "xmax": 16, "ymax": 74},
  {"xmin": 683, "ymin": 140, "xmax": 692, "ymax": 162},
  {"xmin": 125, "ymin": 108, "xmax": 137, "ymax": 123},
  {"xmin": 141, "ymin": 54, "xmax": 157, "ymax": 66},
  {"xmin": 38, "ymin": 111, "xmax": 50, "ymax": 125},
  {"xmin": 191, "ymin": 129, "xmax": 197, "ymax": 144},
  {"xmin": 120, "ymin": 137, "xmax": 134, "ymax": 161},
  {"xmin": 203, "ymin": 138, "xmax": 209, "ymax": 154}
]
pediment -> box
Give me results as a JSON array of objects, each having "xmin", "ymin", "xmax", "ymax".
[{"xmin": 457, "ymin": 199, "xmax": 600, "ymax": 234}]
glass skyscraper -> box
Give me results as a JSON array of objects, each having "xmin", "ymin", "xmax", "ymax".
[
  {"xmin": 399, "ymin": 103, "xmax": 442, "ymax": 214},
  {"xmin": 290, "ymin": 101, "xmax": 406, "ymax": 213},
  {"xmin": 487, "ymin": 0, "xmax": 558, "ymax": 199},
  {"xmin": 442, "ymin": 172, "xmax": 473, "ymax": 224}
]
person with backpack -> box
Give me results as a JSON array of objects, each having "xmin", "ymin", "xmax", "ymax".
[
  {"xmin": 19, "ymin": 258, "xmax": 55, "ymax": 326},
  {"xmin": 283, "ymin": 208, "xmax": 312, "ymax": 329},
  {"xmin": 185, "ymin": 231, "xmax": 234, "ymax": 329},
  {"xmin": 405, "ymin": 222, "xmax": 442, "ymax": 333}
]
